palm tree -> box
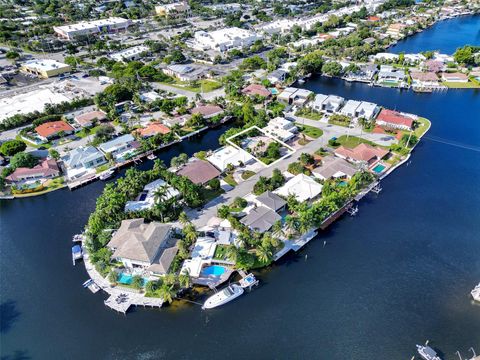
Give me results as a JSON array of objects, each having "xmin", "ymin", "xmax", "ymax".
[
  {"xmin": 256, "ymin": 245, "xmax": 273, "ymax": 264},
  {"xmin": 158, "ymin": 284, "xmax": 176, "ymax": 304},
  {"xmin": 178, "ymin": 274, "xmax": 191, "ymax": 289},
  {"xmin": 284, "ymin": 215, "xmax": 300, "ymax": 237},
  {"xmin": 178, "ymin": 211, "xmax": 190, "ymax": 226},
  {"xmin": 183, "ymin": 224, "xmax": 197, "ymax": 245},
  {"xmin": 272, "ymin": 220, "xmax": 284, "ymax": 238},
  {"xmin": 163, "ymin": 273, "xmax": 177, "ymax": 286},
  {"xmin": 225, "ymin": 245, "xmax": 240, "ymax": 262}
]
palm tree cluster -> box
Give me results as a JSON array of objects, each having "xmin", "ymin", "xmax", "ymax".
[{"xmin": 144, "ymin": 273, "xmax": 192, "ymax": 304}]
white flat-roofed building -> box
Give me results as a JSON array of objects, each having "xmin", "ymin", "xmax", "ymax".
[
  {"xmin": 206, "ymin": 145, "xmax": 254, "ymax": 172},
  {"xmin": 340, "ymin": 100, "xmax": 361, "ymax": 117},
  {"xmin": 109, "ymin": 45, "xmax": 149, "ymax": 62},
  {"xmin": 355, "ymin": 101, "xmax": 380, "ymax": 120},
  {"xmin": 309, "ymin": 93, "xmax": 328, "ymax": 112},
  {"xmin": 124, "ymin": 179, "xmax": 180, "ymax": 212},
  {"xmin": 53, "ymin": 17, "xmax": 131, "ymax": 40},
  {"xmin": 322, "ymin": 95, "xmax": 345, "ymax": 113},
  {"xmin": 191, "ymin": 27, "xmax": 262, "ymax": 52},
  {"xmin": 263, "ymin": 117, "xmax": 297, "ymax": 142},
  {"xmin": 20, "ymin": 59, "xmax": 71, "ymax": 78}
]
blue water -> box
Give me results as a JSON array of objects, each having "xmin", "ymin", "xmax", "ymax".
[
  {"xmin": 201, "ymin": 265, "xmax": 226, "ymax": 276},
  {"xmin": 1, "ymin": 16, "xmax": 480, "ymax": 360},
  {"xmin": 389, "ymin": 14, "xmax": 480, "ymax": 54}
]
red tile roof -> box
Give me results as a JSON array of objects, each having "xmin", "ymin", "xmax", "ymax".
[
  {"xmin": 6, "ymin": 158, "xmax": 59, "ymax": 182},
  {"xmin": 35, "ymin": 121, "xmax": 74, "ymax": 138},
  {"xmin": 177, "ymin": 159, "xmax": 221, "ymax": 184},
  {"xmin": 376, "ymin": 109, "xmax": 414, "ymax": 128},
  {"xmin": 242, "ymin": 84, "xmax": 271, "ymax": 97},
  {"xmin": 335, "ymin": 143, "xmax": 388, "ymax": 163},
  {"xmin": 135, "ymin": 122, "xmax": 171, "ymax": 137},
  {"xmin": 410, "ymin": 71, "xmax": 439, "ymax": 82},
  {"xmin": 190, "ymin": 105, "xmax": 223, "ymax": 117},
  {"xmin": 368, "ymin": 16, "xmax": 380, "ymax": 21}
]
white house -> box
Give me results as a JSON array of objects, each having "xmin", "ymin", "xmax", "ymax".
[
  {"xmin": 98, "ymin": 134, "xmax": 136, "ymax": 160},
  {"xmin": 62, "ymin": 146, "xmax": 107, "ymax": 180},
  {"xmin": 124, "ymin": 179, "xmax": 180, "ymax": 212},
  {"xmin": 340, "ymin": 100, "xmax": 361, "ymax": 117},
  {"xmin": 275, "ymin": 173, "xmax": 323, "ymax": 202},
  {"xmin": 355, "ymin": 101, "xmax": 380, "ymax": 120},
  {"xmin": 109, "ymin": 45, "xmax": 149, "ymax": 62},
  {"xmin": 191, "ymin": 27, "xmax": 261, "ymax": 52},
  {"xmin": 266, "ymin": 69, "xmax": 288, "ymax": 84},
  {"xmin": 206, "ymin": 145, "xmax": 254, "ymax": 172},
  {"xmin": 309, "ymin": 93, "xmax": 328, "ymax": 112},
  {"xmin": 322, "ymin": 95, "xmax": 345, "ymax": 113},
  {"xmin": 263, "ymin": 117, "xmax": 298, "ymax": 142}
]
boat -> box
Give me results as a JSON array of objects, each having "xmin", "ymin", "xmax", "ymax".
[
  {"xmin": 99, "ymin": 169, "xmax": 115, "ymax": 181},
  {"xmin": 147, "ymin": 153, "xmax": 157, "ymax": 160},
  {"xmin": 298, "ymin": 78, "xmax": 305, "ymax": 84},
  {"xmin": 202, "ymin": 284, "xmax": 244, "ymax": 309},
  {"xmin": 471, "ymin": 283, "xmax": 480, "ymax": 302},
  {"xmin": 72, "ymin": 245, "xmax": 83, "ymax": 265},
  {"xmin": 72, "ymin": 234, "xmax": 84, "ymax": 243},
  {"xmin": 416, "ymin": 345, "xmax": 442, "ymax": 360},
  {"xmin": 82, "ymin": 279, "xmax": 100, "ymax": 293}
]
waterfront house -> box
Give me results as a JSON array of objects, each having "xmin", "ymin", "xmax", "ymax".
[
  {"xmin": 35, "ymin": 121, "xmax": 75, "ymax": 141},
  {"xmin": 107, "ymin": 218, "xmax": 178, "ymax": 276},
  {"xmin": 241, "ymin": 84, "xmax": 271, "ymax": 98},
  {"xmin": 340, "ymin": 100, "xmax": 361, "ymax": 118},
  {"xmin": 176, "ymin": 158, "xmax": 221, "ymax": 185},
  {"xmin": 74, "ymin": 110, "xmax": 107, "ymax": 128},
  {"xmin": 266, "ymin": 69, "xmax": 288, "ymax": 84},
  {"xmin": 373, "ymin": 53, "xmax": 399, "ymax": 62},
  {"xmin": 346, "ymin": 64, "xmax": 377, "ymax": 81},
  {"xmin": 441, "ymin": 72, "xmax": 468, "ymax": 83},
  {"xmin": 278, "ymin": 87, "xmax": 297, "ymax": 103},
  {"xmin": 163, "ymin": 115, "xmax": 189, "ymax": 128},
  {"xmin": 312, "ymin": 156, "xmax": 357, "ymax": 181},
  {"xmin": 124, "ymin": 179, "xmax": 180, "ymax": 212},
  {"xmin": 424, "ymin": 60, "xmax": 444, "ymax": 73},
  {"xmin": 376, "ymin": 109, "xmax": 414, "ymax": 130},
  {"xmin": 134, "ymin": 122, "xmax": 171, "ymax": 138},
  {"xmin": 309, "ymin": 93, "xmax": 329, "ymax": 112},
  {"xmin": 377, "ymin": 65, "xmax": 406, "ymax": 85},
  {"xmin": 5, "ymin": 158, "xmax": 60, "ymax": 183},
  {"xmin": 240, "ymin": 206, "xmax": 281, "ymax": 233},
  {"xmin": 275, "ymin": 173, "xmax": 323, "ymax": 202},
  {"xmin": 334, "ymin": 143, "xmax": 388, "ymax": 165},
  {"xmin": 98, "ymin": 134, "xmax": 137, "ymax": 160},
  {"xmin": 278, "ymin": 87, "xmax": 312, "ymax": 105},
  {"xmin": 386, "ymin": 23, "xmax": 407, "ymax": 38},
  {"xmin": 322, "ymin": 95, "xmax": 345, "ymax": 113},
  {"xmin": 409, "ymin": 71, "xmax": 439, "ymax": 87},
  {"xmin": 356, "ymin": 102, "xmax": 380, "ymax": 120},
  {"xmin": 206, "ymin": 145, "xmax": 254, "ymax": 172},
  {"xmin": 190, "ymin": 104, "xmax": 223, "ymax": 119},
  {"xmin": 254, "ymin": 191, "xmax": 286, "ymax": 212},
  {"xmin": 62, "ymin": 146, "xmax": 107, "ymax": 179}
]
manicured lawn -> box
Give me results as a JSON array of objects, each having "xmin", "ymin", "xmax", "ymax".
[
  {"xmin": 95, "ymin": 163, "xmax": 113, "ymax": 173},
  {"xmin": 295, "ymin": 109, "xmax": 323, "ymax": 121},
  {"xmin": 223, "ymin": 173, "xmax": 237, "ymax": 187},
  {"xmin": 213, "ymin": 245, "xmax": 229, "ymax": 261},
  {"xmin": 202, "ymin": 187, "xmax": 225, "ymax": 203},
  {"xmin": 164, "ymin": 79, "xmax": 223, "ymax": 93},
  {"xmin": 77, "ymin": 125, "xmax": 104, "ymax": 138},
  {"xmin": 296, "ymin": 124, "xmax": 324, "ymax": 139},
  {"xmin": 413, "ymin": 117, "xmax": 431, "ymax": 138},
  {"xmin": 442, "ymin": 81, "xmax": 480, "ymax": 89},
  {"xmin": 241, "ymin": 170, "xmax": 255, "ymax": 180},
  {"xmin": 333, "ymin": 135, "xmax": 378, "ymax": 148}
]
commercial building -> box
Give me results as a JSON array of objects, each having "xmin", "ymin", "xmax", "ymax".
[
  {"xmin": 155, "ymin": 2, "xmax": 191, "ymax": 18},
  {"xmin": 191, "ymin": 27, "xmax": 262, "ymax": 52},
  {"xmin": 53, "ymin": 17, "xmax": 131, "ymax": 40},
  {"xmin": 20, "ymin": 59, "xmax": 71, "ymax": 79},
  {"xmin": 109, "ymin": 45, "xmax": 149, "ymax": 62}
]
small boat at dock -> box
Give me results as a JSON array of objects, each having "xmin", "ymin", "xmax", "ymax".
[
  {"xmin": 83, "ymin": 279, "xmax": 101, "ymax": 293},
  {"xmin": 147, "ymin": 153, "xmax": 157, "ymax": 160},
  {"xmin": 202, "ymin": 284, "xmax": 244, "ymax": 309},
  {"xmin": 72, "ymin": 245, "xmax": 83, "ymax": 265},
  {"xmin": 416, "ymin": 344, "xmax": 442, "ymax": 360},
  {"xmin": 98, "ymin": 169, "xmax": 115, "ymax": 181},
  {"xmin": 72, "ymin": 234, "xmax": 84, "ymax": 243},
  {"xmin": 298, "ymin": 78, "xmax": 305, "ymax": 84}
]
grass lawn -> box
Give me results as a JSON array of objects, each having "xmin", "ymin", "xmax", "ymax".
[
  {"xmin": 296, "ymin": 124, "xmax": 324, "ymax": 139},
  {"xmin": 213, "ymin": 245, "xmax": 229, "ymax": 261},
  {"xmin": 333, "ymin": 135, "xmax": 378, "ymax": 148},
  {"xmin": 95, "ymin": 163, "xmax": 113, "ymax": 173},
  {"xmin": 241, "ymin": 170, "xmax": 255, "ymax": 180},
  {"xmin": 202, "ymin": 187, "xmax": 225, "ymax": 203},
  {"xmin": 77, "ymin": 125, "xmax": 104, "ymax": 138},
  {"xmin": 16, "ymin": 135, "xmax": 51, "ymax": 149},
  {"xmin": 164, "ymin": 79, "xmax": 223, "ymax": 93},
  {"xmin": 315, "ymin": 147, "xmax": 329, "ymax": 156},
  {"xmin": 295, "ymin": 109, "xmax": 323, "ymax": 121},
  {"xmin": 413, "ymin": 117, "xmax": 431, "ymax": 138},
  {"xmin": 223, "ymin": 173, "xmax": 237, "ymax": 187},
  {"xmin": 442, "ymin": 81, "xmax": 480, "ymax": 89}
]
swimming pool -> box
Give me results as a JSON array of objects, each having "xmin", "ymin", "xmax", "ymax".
[
  {"xmin": 201, "ymin": 265, "xmax": 226, "ymax": 277},
  {"xmin": 372, "ymin": 164, "xmax": 386, "ymax": 174},
  {"xmin": 117, "ymin": 273, "xmax": 148, "ymax": 285}
]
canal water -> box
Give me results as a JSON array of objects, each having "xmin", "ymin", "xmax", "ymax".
[{"xmin": 1, "ymin": 16, "xmax": 480, "ymax": 360}]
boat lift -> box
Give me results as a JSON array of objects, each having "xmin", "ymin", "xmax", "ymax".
[
  {"xmin": 371, "ymin": 183, "xmax": 383, "ymax": 194},
  {"xmin": 72, "ymin": 245, "xmax": 83, "ymax": 266},
  {"xmin": 346, "ymin": 204, "xmax": 359, "ymax": 216}
]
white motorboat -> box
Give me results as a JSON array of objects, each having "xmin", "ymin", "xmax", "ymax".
[
  {"xmin": 471, "ymin": 283, "xmax": 480, "ymax": 302},
  {"xmin": 202, "ymin": 284, "xmax": 244, "ymax": 309},
  {"xmin": 416, "ymin": 345, "xmax": 442, "ymax": 360},
  {"xmin": 99, "ymin": 169, "xmax": 115, "ymax": 181},
  {"xmin": 147, "ymin": 153, "xmax": 157, "ymax": 160}
]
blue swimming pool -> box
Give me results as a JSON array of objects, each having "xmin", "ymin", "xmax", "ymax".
[
  {"xmin": 117, "ymin": 273, "xmax": 148, "ymax": 285},
  {"xmin": 201, "ymin": 265, "xmax": 226, "ymax": 277},
  {"xmin": 372, "ymin": 164, "xmax": 386, "ymax": 174}
]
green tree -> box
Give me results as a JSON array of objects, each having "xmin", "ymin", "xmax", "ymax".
[
  {"xmin": 208, "ymin": 178, "xmax": 220, "ymax": 190},
  {"xmin": 321, "ymin": 62, "xmax": 343, "ymax": 76},
  {"xmin": 10, "ymin": 152, "xmax": 37, "ymax": 169},
  {"xmin": 49, "ymin": 148, "xmax": 60, "ymax": 160},
  {"xmin": 0, "ymin": 140, "xmax": 26, "ymax": 156},
  {"xmin": 131, "ymin": 275, "xmax": 144, "ymax": 290}
]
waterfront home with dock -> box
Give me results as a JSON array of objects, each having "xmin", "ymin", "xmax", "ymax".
[
  {"xmin": 334, "ymin": 143, "xmax": 389, "ymax": 166},
  {"xmin": 376, "ymin": 109, "xmax": 414, "ymax": 131},
  {"xmin": 176, "ymin": 158, "xmax": 221, "ymax": 185},
  {"xmin": 312, "ymin": 156, "xmax": 358, "ymax": 181},
  {"xmin": 124, "ymin": 179, "xmax": 180, "ymax": 212},
  {"xmin": 107, "ymin": 219, "xmax": 178, "ymax": 277},
  {"xmin": 275, "ymin": 173, "xmax": 323, "ymax": 203},
  {"xmin": 5, "ymin": 158, "xmax": 60, "ymax": 184},
  {"xmin": 98, "ymin": 134, "xmax": 137, "ymax": 160},
  {"xmin": 240, "ymin": 206, "xmax": 282, "ymax": 233},
  {"xmin": 62, "ymin": 146, "xmax": 107, "ymax": 180}
]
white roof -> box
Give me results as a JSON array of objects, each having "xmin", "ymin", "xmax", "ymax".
[
  {"xmin": 275, "ymin": 174, "xmax": 323, "ymax": 202},
  {"xmin": 54, "ymin": 17, "xmax": 129, "ymax": 32},
  {"xmin": 340, "ymin": 100, "xmax": 361, "ymax": 115},
  {"xmin": 124, "ymin": 179, "xmax": 180, "ymax": 212},
  {"xmin": 311, "ymin": 93, "xmax": 328, "ymax": 107},
  {"xmin": 109, "ymin": 45, "xmax": 148, "ymax": 61},
  {"xmin": 325, "ymin": 95, "xmax": 345, "ymax": 105},
  {"xmin": 206, "ymin": 146, "xmax": 254, "ymax": 172},
  {"xmin": 22, "ymin": 59, "xmax": 69, "ymax": 72},
  {"xmin": 356, "ymin": 101, "xmax": 378, "ymax": 118}
]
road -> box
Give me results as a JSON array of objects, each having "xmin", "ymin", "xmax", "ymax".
[{"xmin": 187, "ymin": 127, "xmax": 338, "ymax": 228}]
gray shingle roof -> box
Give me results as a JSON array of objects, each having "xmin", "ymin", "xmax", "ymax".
[
  {"xmin": 255, "ymin": 191, "xmax": 286, "ymax": 211},
  {"xmin": 240, "ymin": 206, "xmax": 281, "ymax": 233}
]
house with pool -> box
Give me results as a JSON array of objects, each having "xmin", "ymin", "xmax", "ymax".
[
  {"xmin": 107, "ymin": 219, "xmax": 178, "ymax": 278},
  {"xmin": 334, "ymin": 143, "xmax": 389, "ymax": 174}
]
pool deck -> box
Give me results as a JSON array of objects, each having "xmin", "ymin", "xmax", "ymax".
[
  {"xmin": 83, "ymin": 254, "xmax": 164, "ymax": 314},
  {"xmin": 193, "ymin": 268, "xmax": 235, "ymax": 288}
]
